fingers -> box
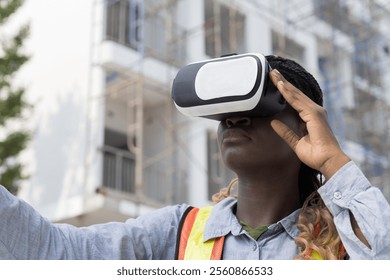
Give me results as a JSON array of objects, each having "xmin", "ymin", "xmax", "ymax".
[
  {"xmin": 269, "ymin": 69, "xmax": 315, "ymax": 114},
  {"xmin": 270, "ymin": 119, "xmax": 300, "ymax": 152}
]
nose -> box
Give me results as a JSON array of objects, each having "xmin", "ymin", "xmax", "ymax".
[{"xmin": 225, "ymin": 116, "xmax": 251, "ymax": 128}]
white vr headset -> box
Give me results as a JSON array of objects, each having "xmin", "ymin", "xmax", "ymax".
[{"xmin": 171, "ymin": 53, "xmax": 286, "ymax": 121}]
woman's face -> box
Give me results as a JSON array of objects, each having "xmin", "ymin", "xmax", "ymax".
[{"xmin": 217, "ymin": 107, "xmax": 304, "ymax": 172}]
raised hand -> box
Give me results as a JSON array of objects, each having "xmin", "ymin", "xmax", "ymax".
[{"xmin": 269, "ymin": 69, "xmax": 350, "ymax": 180}]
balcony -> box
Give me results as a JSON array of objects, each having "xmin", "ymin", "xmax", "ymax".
[
  {"xmin": 100, "ymin": 144, "xmax": 188, "ymax": 206},
  {"xmin": 102, "ymin": 145, "xmax": 136, "ymax": 195},
  {"xmin": 104, "ymin": 0, "xmax": 187, "ymax": 68}
]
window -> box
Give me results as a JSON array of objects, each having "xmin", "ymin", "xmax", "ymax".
[
  {"xmin": 204, "ymin": 0, "xmax": 246, "ymax": 58},
  {"xmin": 105, "ymin": 0, "xmax": 142, "ymax": 50},
  {"xmin": 353, "ymin": 41, "xmax": 382, "ymax": 86},
  {"xmin": 105, "ymin": 0, "xmax": 186, "ymax": 65},
  {"xmin": 272, "ymin": 30, "xmax": 305, "ymax": 65},
  {"xmin": 207, "ymin": 130, "xmax": 236, "ymax": 200},
  {"xmin": 102, "ymin": 128, "xmax": 136, "ymax": 194}
]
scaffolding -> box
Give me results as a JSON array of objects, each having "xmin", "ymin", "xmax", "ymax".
[
  {"xmin": 312, "ymin": 0, "xmax": 390, "ymax": 196},
  {"xmin": 246, "ymin": 0, "xmax": 390, "ymax": 198},
  {"xmin": 100, "ymin": 0, "xmax": 190, "ymax": 209}
]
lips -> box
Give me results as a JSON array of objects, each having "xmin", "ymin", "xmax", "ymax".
[{"xmin": 221, "ymin": 128, "xmax": 251, "ymax": 143}]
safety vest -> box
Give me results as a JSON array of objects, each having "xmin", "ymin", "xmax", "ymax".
[{"xmin": 175, "ymin": 206, "xmax": 346, "ymax": 260}]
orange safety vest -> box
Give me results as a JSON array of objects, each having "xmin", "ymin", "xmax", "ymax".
[
  {"xmin": 175, "ymin": 206, "xmax": 346, "ymax": 260},
  {"xmin": 175, "ymin": 206, "xmax": 224, "ymax": 260}
]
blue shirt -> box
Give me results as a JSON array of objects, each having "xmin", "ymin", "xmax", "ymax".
[{"xmin": 0, "ymin": 161, "xmax": 389, "ymax": 259}]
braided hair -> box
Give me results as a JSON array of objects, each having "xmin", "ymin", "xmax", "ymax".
[{"xmin": 213, "ymin": 55, "xmax": 345, "ymax": 260}]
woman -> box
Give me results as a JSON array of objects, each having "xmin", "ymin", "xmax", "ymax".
[
  {"xmin": 0, "ymin": 55, "xmax": 389, "ymax": 259},
  {"xmin": 211, "ymin": 55, "xmax": 370, "ymax": 259}
]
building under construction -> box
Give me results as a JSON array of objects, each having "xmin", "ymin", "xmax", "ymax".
[{"xmin": 14, "ymin": 0, "xmax": 390, "ymax": 225}]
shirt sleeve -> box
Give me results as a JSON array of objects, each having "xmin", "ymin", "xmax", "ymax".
[
  {"xmin": 0, "ymin": 185, "xmax": 188, "ymax": 259},
  {"xmin": 318, "ymin": 161, "xmax": 390, "ymax": 259}
]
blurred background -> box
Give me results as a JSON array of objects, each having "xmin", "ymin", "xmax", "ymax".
[{"xmin": 1, "ymin": 0, "xmax": 389, "ymax": 226}]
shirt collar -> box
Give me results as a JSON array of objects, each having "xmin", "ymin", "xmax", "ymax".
[
  {"xmin": 271, "ymin": 208, "xmax": 301, "ymax": 239},
  {"xmin": 203, "ymin": 197, "xmax": 301, "ymax": 241},
  {"xmin": 203, "ymin": 197, "xmax": 239, "ymax": 241}
]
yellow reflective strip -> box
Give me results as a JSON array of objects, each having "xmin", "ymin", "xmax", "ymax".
[{"xmin": 184, "ymin": 206, "xmax": 214, "ymax": 260}]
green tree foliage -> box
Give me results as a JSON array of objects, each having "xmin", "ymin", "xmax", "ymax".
[{"xmin": 0, "ymin": 0, "xmax": 30, "ymax": 194}]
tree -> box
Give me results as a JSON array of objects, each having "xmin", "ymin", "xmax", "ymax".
[{"xmin": 0, "ymin": 0, "xmax": 30, "ymax": 194}]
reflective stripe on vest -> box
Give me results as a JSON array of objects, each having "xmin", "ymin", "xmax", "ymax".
[
  {"xmin": 176, "ymin": 206, "xmax": 224, "ymax": 260},
  {"xmin": 176, "ymin": 206, "xmax": 346, "ymax": 260}
]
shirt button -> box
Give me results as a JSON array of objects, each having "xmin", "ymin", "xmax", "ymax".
[
  {"xmin": 334, "ymin": 191, "xmax": 342, "ymax": 200},
  {"xmin": 252, "ymin": 244, "xmax": 257, "ymax": 251}
]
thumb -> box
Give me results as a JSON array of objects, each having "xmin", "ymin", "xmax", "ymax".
[{"xmin": 270, "ymin": 119, "xmax": 300, "ymax": 152}]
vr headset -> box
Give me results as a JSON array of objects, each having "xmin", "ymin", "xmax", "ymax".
[{"xmin": 171, "ymin": 53, "xmax": 286, "ymax": 121}]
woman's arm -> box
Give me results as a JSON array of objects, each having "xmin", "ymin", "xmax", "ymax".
[
  {"xmin": 318, "ymin": 161, "xmax": 390, "ymax": 259},
  {"xmin": 0, "ymin": 185, "xmax": 186, "ymax": 259}
]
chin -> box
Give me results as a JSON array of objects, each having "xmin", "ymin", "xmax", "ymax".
[
  {"xmin": 223, "ymin": 154, "xmax": 260, "ymax": 172},
  {"xmin": 223, "ymin": 151, "xmax": 298, "ymax": 173}
]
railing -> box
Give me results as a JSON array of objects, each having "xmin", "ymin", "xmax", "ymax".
[
  {"xmin": 101, "ymin": 145, "xmax": 188, "ymax": 205},
  {"xmin": 102, "ymin": 145, "xmax": 136, "ymax": 194},
  {"xmin": 143, "ymin": 14, "xmax": 187, "ymax": 66}
]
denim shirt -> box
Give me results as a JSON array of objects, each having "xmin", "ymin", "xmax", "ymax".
[{"xmin": 0, "ymin": 161, "xmax": 389, "ymax": 259}]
